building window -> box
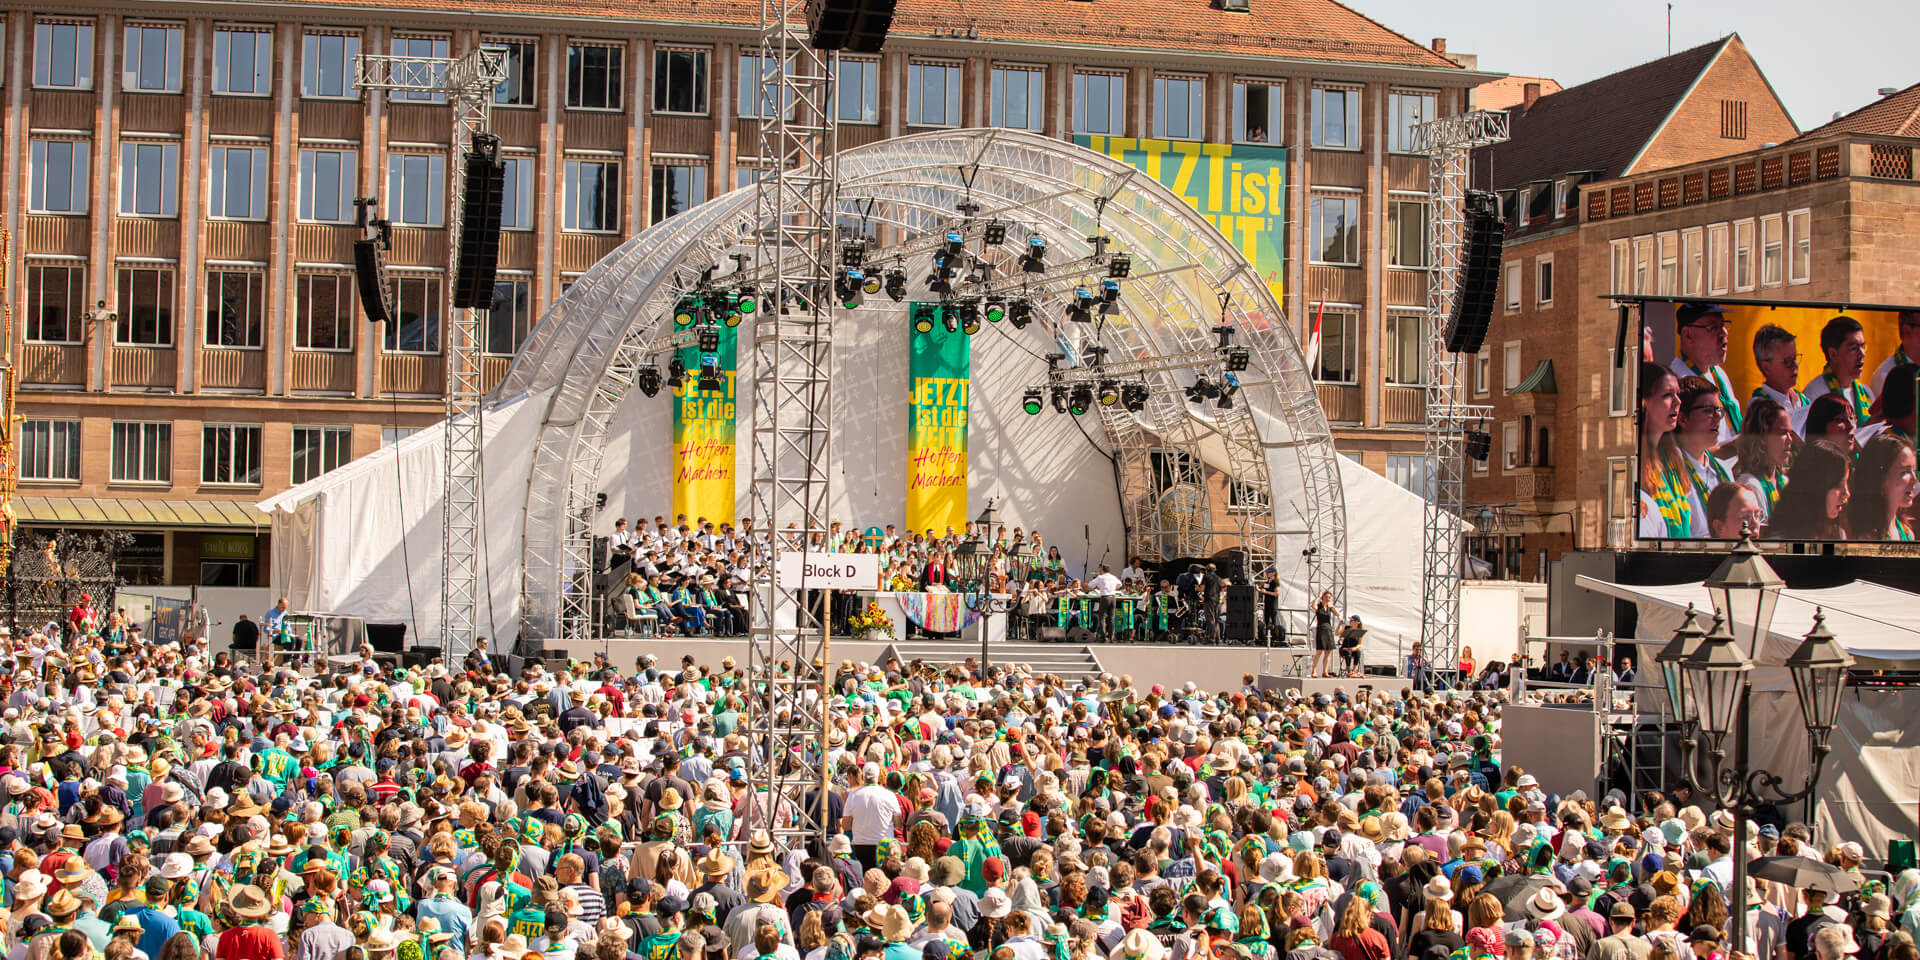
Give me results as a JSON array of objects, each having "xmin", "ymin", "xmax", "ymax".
[
  {"xmin": 381, "ymin": 427, "xmax": 420, "ymax": 447},
  {"xmin": 1073, "ymin": 72, "xmax": 1125, "ymax": 135},
  {"xmin": 1657, "ymin": 231, "xmax": 1678, "ymax": 295},
  {"xmin": 25, "ymin": 264, "xmax": 85, "ymax": 344},
  {"xmin": 1705, "ymin": 222, "xmax": 1729, "ymax": 295},
  {"xmin": 737, "ymin": 54, "xmax": 792, "ymax": 120},
  {"xmin": 1721, "ymin": 99, "xmax": 1748, "ymax": 140},
  {"xmin": 1386, "ymin": 454, "xmax": 1434, "ymax": 501},
  {"xmin": 567, "ymin": 41, "xmax": 624, "ymax": 110},
  {"xmin": 122, "ymin": 23, "xmax": 184, "ymax": 93},
  {"xmin": 1787, "ymin": 208, "xmax": 1811, "ymax": 284},
  {"xmin": 1554, "ymin": 179, "xmax": 1569, "ymax": 220},
  {"xmin": 486, "ymin": 278, "xmax": 532, "ymax": 355},
  {"xmin": 201, "ymin": 423, "xmax": 264, "ymax": 486},
  {"xmin": 387, "ymin": 275, "xmax": 443, "ymax": 354},
  {"xmin": 1226, "ymin": 479, "xmax": 1270, "ymax": 514},
  {"xmin": 208, "ymin": 145, "xmax": 268, "ymax": 220},
  {"xmin": 1609, "ymin": 238, "xmax": 1629, "ymax": 296},
  {"xmin": 1503, "ymin": 261, "xmax": 1522, "ymax": 312},
  {"xmin": 1152, "ymin": 75, "xmax": 1204, "ymax": 140},
  {"xmin": 991, "ymin": 66, "xmax": 1045, "ymax": 132},
  {"xmin": 1633, "ymin": 235, "xmax": 1653, "ymax": 294},
  {"xmin": 652, "ymin": 47, "xmax": 708, "ymax": 115},
  {"xmin": 1384, "ymin": 313, "xmax": 1427, "ymax": 385},
  {"xmin": 387, "ymin": 154, "xmax": 446, "ymax": 227},
  {"xmin": 1682, "ymin": 226, "xmax": 1704, "ymax": 296},
  {"xmin": 1388, "ymin": 90, "xmax": 1437, "ymax": 153},
  {"xmin": 1503, "ymin": 421, "xmax": 1521, "ymax": 470},
  {"xmin": 298, "ymin": 148, "xmax": 356, "ymax": 223},
  {"xmin": 1733, "ymin": 218, "xmax": 1755, "ymax": 291},
  {"xmin": 562, "ymin": 159, "xmax": 618, "ymax": 232},
  {"xmin": 489, "ymin": 39, "xmax": 536, "ymax": 106},
  {"xmin": 1308, "ymin": 193, "xmax": 1359, "ymax": 265},
  {"xmin": 650, "ymin": 163, "xmax": 706, "ymax": 225},
  {"xmin": 1503, "ymin": 341, "xmax": 1522, "ymax": 391},
  {"xmin": 836, "ymin": 58, "xmax": 878, "ymax": 123},
  {"xmin": 212, "ymin": 28, "xmax": 271, "ymax": 95},
  {"xmin": 34, "ymin": 20, "xmax": 95, "ymax": 89},
  {"xmin": 1536, "ymin": 256, "xmax": 1554, "ymax": 306},
  {"xmin": 302, "ymin": 32, "xmax": 360, "ymax": 99},
  {"xmin": 1760, "ymin": 213, "xmax": 1783, "ymax": 287},
  {"xmin": 1387, "ymin": 198, "xmax": 1427, "ymax": 267},
  {"xmin": 907, "ymin": 62, "xmax": 961, "ymax": 127},
  {"xmin": 1315, "ymin": 310, "xmax": 1359, "ymax": 384},
  {"xmin": 19, "ymin": 420, "xmax": 81, "ymax": 482},
  {"xmin": 1310, "ymin": 85, "xmax": 1360, "ymax": 149},
  {"xmin": 1233, "ymin": 80, "xmax": 1283, "ymax": 144},
  {"xmin": 291, "ymin": 427, "xmax": 353, "ymax": 484},
  {"xmin": 205, "ymin": 270, "xmax": 265, "ymax": 348},
  {"xmin": 501, "ymin": 154, "xmax": 535, "ymax": 229},
  {"xmin": 1607, "ymin": 348, "xmax": 1631, "ymax": 416},
  {"xmin": 294, "ymin": 272, "xmax": 354, "ymax": 351},
  {"xmin": 28, "ymin": 140, "xmax": 89, "ymax": 214},
  {"xmin": 116, "ymin": 266, "xmax": 174, "ymax": 345},
  {"xmin": 111, "ymin": 422, "xmax": 172, "ymax": 484},
  {"xmin": 1474, "ymin": 349, "xmax": 1490, "ymax": 397},
  {"xmin": 119, "ymin": 143, "xmax": 180, "ymax": 217},
  {"xmin": 390, "ymin": 35, "xmax": 449, "ymax": 103}
]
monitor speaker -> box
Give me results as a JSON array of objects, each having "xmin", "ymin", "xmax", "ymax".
[
  {"xmin": 1466, "ymin": 430, "xmax": 1492, "ymax": 462},
  {"xmin": 365, "ymin": 622, "xmax": 408, "ymax": 655},
  {"xmin": 354, "ymin": 238, "xmax": 395, "ymax": 325},
  {"xmin": 1445, "ymin": 191, "xmax": 1505, "ymax": 354},
  {"xmin": 1225, "ymin": 585, "xmax": 1257, "ymax": 642},
  {"xmin": 805, "ymin": 0, "xmax": 896, "ymax": 52},
  {"xmin": 453, "ymin": 134, "xmax": 506, "ymax": 310}
]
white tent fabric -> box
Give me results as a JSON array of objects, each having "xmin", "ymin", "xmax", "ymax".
[{"xmin": 1576, "ymin": 575, "xmax": 1920, "ymax": 855}]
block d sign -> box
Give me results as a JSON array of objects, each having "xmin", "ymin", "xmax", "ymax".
[{"xmin": 775, "ymin": 553, "xmax": 880, "ymax": 591}]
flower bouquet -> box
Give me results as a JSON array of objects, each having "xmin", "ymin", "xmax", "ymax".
[{"xmin": 847, "ymin": 602, "xmax": 896, "ymax": 641}]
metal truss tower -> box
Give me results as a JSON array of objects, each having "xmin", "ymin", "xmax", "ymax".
[
  {"xmin": 354, "ymin": 48, "xmax": 507, "ymax": 664},
  {"xmin": 1414, "ymin": 110, "xmax": 1508, "ymax": 674},
  {"xmin": 743, "ymin": 0, "xmax": 839, "ymax": 849}
]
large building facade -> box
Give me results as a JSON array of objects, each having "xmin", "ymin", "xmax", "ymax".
[{"xmin": 0, "ymin": 0, "xmax": 1489, "ymax": 586}]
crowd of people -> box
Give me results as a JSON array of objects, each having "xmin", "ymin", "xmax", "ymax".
[
  {"xmin": 1639, "ymin": 306, "xmax": 1918, "ymax": 542},
  {"xmin": 0, "ymin": 624, "xmax": 1910, "ymax": 960}
]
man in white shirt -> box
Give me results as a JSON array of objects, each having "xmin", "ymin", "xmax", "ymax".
[
  {"xmin": 608, "ymin": 518, "xmax": 638, "ymax": 568},
  {"xmin": 1670, "ymin": 302, "xmax": 1739, "ymax": 444},
  {"xmin": 1749, "ymin": 324, "xmax": 1810, "ymax": 434},
  {"xmin": 1871, "ymin": 310, "xmax": 1920, "ymax": 396},
  {"xmin": 839, "ymin": 761, "xmax": 900, "ymax": 869}
]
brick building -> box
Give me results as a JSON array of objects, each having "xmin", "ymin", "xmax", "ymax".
[
  {"xmin": 1470, "ymin": 50, "xmax": 1920, "ymax": 580},
  {"xmin": 0, "ymin": 0, "xmax": 1492, "ymax": 586}
]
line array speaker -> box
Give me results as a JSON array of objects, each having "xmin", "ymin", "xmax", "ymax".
[
  {"xmin": 354, "ymin": 238, "xmax": 395, "ymax": 325},
  {"xmin": 1465, "ymin": 430, "xmax": 1492, "ymax": 462},
  {"xmin": 1444, "ymin": 190, "xmax": 1505, "ymax": 354},
  {"xmin": 453, "ymin": 133, "xmax": 506, "ymax": 310},
  {"xmin": 1225, "ymin": 585, "xmax": 1257, "ymax": 642},
  {"xmin": 805, "ymin": 0, "xmax": 897, "ymax": 53}
]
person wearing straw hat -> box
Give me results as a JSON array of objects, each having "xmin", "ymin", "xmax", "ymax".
[{"xmin": 219, "ymin": 885, "xmax": 282, "ymax": 960}]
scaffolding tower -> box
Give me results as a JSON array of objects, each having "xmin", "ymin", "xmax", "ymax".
[
  {"xmin": 742, "ymin": 0, "xmax": 840, "ymax": 850},
  {"xmin": 353, "ymin": 47, "xmax": 507, "ymax": 664},
  {"xmin": 1414, "ymin": 110, "xmax": 1508, "ymax": 676}
]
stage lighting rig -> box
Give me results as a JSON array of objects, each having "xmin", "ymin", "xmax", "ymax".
[
  {"xmin": 1186, "ymin": 376, "xmax": 1220, "ymax": 403},
  {"xmin": 1007, "ymin": 299, "xmax": 1033, "ymax": 329},
  {"xmin": 1108, "ymin": 253, "xmax": 1132, "ymax": 278},
  {"xmin": 956, "ymin": 300, "xmax": 982, "ymax": 335},
  {"xmin": 735, "ymin": 288, "xmax": 758, "ymax": 317},
  {"xmin": 941, "ymin": 307, "xmax": 957, "ymax": 334},
  {"xmin": 698, "ymin": 355, "xmax": 722, "ymax": 392},
  {"xmin": 667, "ymin": 358, "xmax": 687, "ymax": 389},
  {"xmin": 841, "ymin": 239, "xmax": 868, "ymax": 268},
  {"xmin": 836, "ymin": 268, "xmax": 868, "ymax": 308},
  {"xmin": 883, "ymin": 267, "xmax": 908, "ymax": 302},
  {"xmin": 912, "ymin": 304, "xmax": 937, "ymax": 334},
  {"xmin": 928, "ymin": 252, "xmax": 959, "ymax": 295},
  {"xmin": 984, "ymin": 298, "xmax": 1007, "ymax": 323},
  {"xmin": 636, "ymin": 364, "xmax": 662, "ymax": 398},
  {"xmin": 1217, "ymin": 375, "xmax": 1240, "ymax": 409},
  {"xmin": 1020, "ymin": 235, "xmax": 1047, "ymax": 273},
  {"xmin": 1097, "ymin": 380, "xmax": 1120, "ymax": 406},
  {"xmin": 673, "ymin": 296, "xmax": 700, "ymax": 327},
  {"xmin": 1068, "ymin": 287, "xmax": 1095, "ymax": 323},
  {"xmin": 1023, "ymin": 389, "xmax": 1043, "ymax": 415},
  {"xmin": 1099, "ymin": 280, "xmax": 1121, "ymax": 316},
  {"xmin": 983, "ymin": 220, "xmax": 1008, "ymax": 245},
  {"xmin": 942, "ymin": 231, "xmax": 966, "ymax": 256},
  {"xmin": 1069, "ymin": 384, "xmax": 1093, "ymax": 415},
  {"xmin": 1121, "ymin": 383, "xmax": 1150, "ymax": 411},
  {"xmin": 1050, "ymin": 385, "xmax": 1068, "ymax": 414},
  {"xmin": 697, "ymin": 324, "xmax": 721, "ymax": 353}
]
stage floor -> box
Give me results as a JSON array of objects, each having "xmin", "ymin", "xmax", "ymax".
[{"xmin": 1254, "ymin": 673, "xmax": 1414, "ymax": 698}]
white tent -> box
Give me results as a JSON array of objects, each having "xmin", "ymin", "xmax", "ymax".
[{"xmin": 1578, "ymin": 575, "xmax": 1920, "ymax": 855}]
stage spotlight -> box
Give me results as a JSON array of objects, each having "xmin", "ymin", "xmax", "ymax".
[
  {"xmin": 1023, "ymin": 388, "xmax": 1043, "ymax": 416},
  {"xmin": 943, "ymin": 231, "xmax": 966, "ymax": 256},
  {"xmin": 1068, "ymin": 287, "xmax": 1095, "ymax": 323},
  {"xmin": 1224, "ymin": 345, "xmax": 1250, "ymax": 371},
  {"xmin": 735, "ymin": 288, "xmax": 757, "ymax": 315},
  {"xmin": 698, "ymin": 356, "xmax": 722, "ymax": 392},
  {"xmin": 983, "ymin": 221, "xmax": 1008, "ymax": 245},
  {"xmin": 1108, "ymin": 253, "xmax": 1132, "ymax": 278},
  {"xmin": 1069, "ymin": 384, "xmax": 1093, "ymax": 415},
  {"xmin": 1121, "ymin": 383, "xmax": 1149, "ymax": 412},
  {"xmin": 837, "ymin": 268, "xmax": 867, "ymax": 308},
  {"xmin": 1097, "ymin": 379, "xmax": 1120, "ymax": 407},
  {"xmin": 941, "ymin": 307, "xmax": 957, "ymax": 334},
  {"xmin": 722, "ymin": 294, "xmax": 744, "ymax": 327},
  {"xmin": 1100, "ymin": 280, "xmax": 1120, "ymax": 304},
  {"xmin": 1051, "ymin": 385, "xmax": 1068, "ymax": 414},
  {"xmin": 841, "ymin": 240, "xmax": 867, "ymax": 268},
  {"xmin": 1007, "ymin": 299, "xmax": 1032, "ymax": 329},
  {"xmin": 1021, "ymin": 235, "xmax": 1047, "ymax": 273},
  {"xmin": 636, "ymin": 364, "xmax": 662, "ymax": 398},
  {"xmin": 1186, "ymin": 376, "xmax": 1218, "ymax": 403},
  {"xmin": 697, "ymin": 324, "xmax": 721, "ymax": 353},
  {"xmin": 862, "ymin": 273, "xmax": 882, "ymax": 295},
  {"xmin": 667, "ymin": 357, "xmax": 687, "ymax": 388},
  {"xmin": 1216, "ymin": 376, "xmax": 1239, "ymax": 409},
  {"xmin": 673, "ymin": 296, "xmax": 699, "ymax": 326},
  {"xmin": 929, "ymin": 252, "xmax": 958, "ymax": 295},
  {"xmin": 985, "ymin": 298, "xmax": 1007, "ymax": 323},
  {"xmin": 884, "ymin": 269, "xmax": 908, "ymax": 302},
  {"xmin": 957, "ymin": 300, "xmax": 981, "ymax": 335},
  {"xmin": 912, "ymin": 304, "xmax": 936, "ymax": 334}
]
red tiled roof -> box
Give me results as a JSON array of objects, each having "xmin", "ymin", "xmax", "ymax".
[
  {"xmin": 270, "ymin": 0, "xmax": 1463, "ymax": 69},
  {"xmin": 1795, "ymin": 82, "xmax": 1920, "ymax": 140},
  {"xmin": 1475, "ymin": 75, "xmax": 1561, "ymax": 112},
  {"xmin": 1477, "ymin": 37, "xmax": 1730, "ymax": 192}
]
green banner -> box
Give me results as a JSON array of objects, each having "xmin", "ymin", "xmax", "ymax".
[
  {"xmin": 672, "ymin": 323, "xmax": 737, "ymax": 524},
  {"xmin": 1073, "ymin": 136, "xmax": 1287, "ymax": 303},
  {"xmin": 907, "ymin": 304, "xmax": 969, "ymax": 534}
]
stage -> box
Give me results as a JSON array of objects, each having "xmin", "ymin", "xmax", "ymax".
[{"xmin": 1254, "ymin": 672, "xmax": 1416, "ymax": 698}]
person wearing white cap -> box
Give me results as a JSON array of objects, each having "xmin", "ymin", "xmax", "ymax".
[{"xmin": 841, "ymin": 760, "xmax": 900, "ymax": 869}]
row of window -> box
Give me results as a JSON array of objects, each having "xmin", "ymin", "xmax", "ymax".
[
  {"xmin": 1307, "ymin": 194, "xmax": 1431, "ymax": 267},
  {"xmin": 1311, "ymin": 309, "xmax": 1430, "ymax": 386},
  {"xmin": 19, "ymin": 420, "xmax": 351, "ymax": 486},
  {"xmin": 24, "ymin": 19, "xmax": 1439, "ymax": 147},
  {"xmin": 20, "ymin": 264, "xmax": 533, "ymax": 355},
  {"xmin": 1607, "ymin": 210, "xmax": 1813, "ymax": 298}
]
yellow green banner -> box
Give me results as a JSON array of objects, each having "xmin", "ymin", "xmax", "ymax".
[
  {"xmin": 672, "ymin": 324, "xmax": 737, "ymax": 525},
  {"xmin": 907, "ymin": 304, "xmax": 969, "ymax": 534},
  {"xmin": 1073, "ymin": 136, "xmax": 1288, "ymax": 304}
]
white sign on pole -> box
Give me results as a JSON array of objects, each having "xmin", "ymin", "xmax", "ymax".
[{"xmin": 775, "ymin": 553, "xmax": 880, "ymax": 591}]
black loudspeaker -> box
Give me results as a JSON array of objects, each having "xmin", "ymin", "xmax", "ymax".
[
  {"xmin": 354, "ymin": 238, "xmax": 395, "ymax": 324},
  {"xmin": 1066, "ymin": 626, "xmax": 1098, "ymax": 644},
  {"xmin": 402, "ymin": 645, "xmax": 441, "ymax": 668},
  {"xmin": 1225, "ymin": 585, "xmax": 1257, "ymax": 642},
  {"xmin": 453, "ymin": 134, "xmax": 506, "ymax": 309},
  {"xmin": 805, "ymin": 0, "xmax": 896, "ymax": 52},
  {"xmin": 1445, "ymin": 191, "xmax": 1505, "ymax": 354},
  {"xmin": 365, "ymin": 622, "xmax": 408, "ymax": 655},
  {"xmin": 1037, "ymin": 625, "xmax": 1066, "ymax": 641},
  {"xmin": 1466, "ymin": 430, "xmax": 1493, "ymax": 462}
]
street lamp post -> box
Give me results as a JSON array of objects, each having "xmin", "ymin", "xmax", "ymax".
[
  {"xmin": 1666, "ymin": 532, "xmax": 1852, "ymax": 953},
  {"xmin": 957, "ymin": 501, "xmax": 1028, "ymax": 678}
]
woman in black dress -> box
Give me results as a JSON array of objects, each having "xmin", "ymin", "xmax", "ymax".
[
  {"xmin": 1259, "ymin": 570, "xmax": 1283, "ymax": 646},
  {"xmin": 1312, "ymin": 590, "xmax": 1338, "ymax": 677}
]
